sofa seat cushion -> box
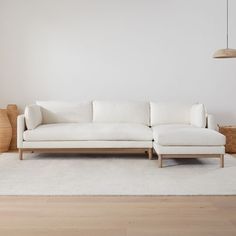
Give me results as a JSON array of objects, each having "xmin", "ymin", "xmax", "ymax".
[
  {"xmin": 152, "ymin": 124, "xmax": 226, "ymax": 146},
  {"xmin": 23, "ymin": 123, "xmax": 153, "ymax": 141}
]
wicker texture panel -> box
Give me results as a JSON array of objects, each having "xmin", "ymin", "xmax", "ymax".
[
  {"xmin": 0, "ymin": 109, "xmax": 12, "ymax": 152},
  {"xmin": 219, "ymin": 126, "xmax": 236, "ymax": 153},
  {"xmin": 7, "ymin": 104, "xmax": 18, "ymax": 150}
]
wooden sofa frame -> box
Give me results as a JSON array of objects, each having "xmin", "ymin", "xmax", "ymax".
[
  {"xmin": 19, "ymin": 148, "xmax": 224, "ymax": 168},
  {"xmin": 19, "ymin": 148, "xmax": 153, "ymax": 161}
]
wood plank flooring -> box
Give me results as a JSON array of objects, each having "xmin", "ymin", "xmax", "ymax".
[{"xmin": 0, "ymin": 196, "xmax": 236, "ymax": 236}]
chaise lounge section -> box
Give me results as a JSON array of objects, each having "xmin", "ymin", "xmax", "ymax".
[
  {"xmin": 150, "ymin": 102, "xmax": 226, "ymax": 167},
  {"xmin": 17, "ymin": 101, "xmax": 226, "ymax": 167}
]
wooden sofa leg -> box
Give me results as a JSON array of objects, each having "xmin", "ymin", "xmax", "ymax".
[
  {"xmin": 158, "ymin": 154, "xmax": 163, "ymax": 168},
  {"xmin": 148, "ymin": 148, "xmax": 153, "ymax": 160},
  {"xmin": 220, "ymin": 154, "xmax": 224, "ymax": 168},
  {"xmin": 19, "ymin": 149, "xmax": 23, "ymax": 160}
]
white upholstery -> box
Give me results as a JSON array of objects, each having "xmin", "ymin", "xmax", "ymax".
[
  {"xmin": 93, "ymin": 101, "xmax": 150, "ymax": 125},
  {"xmin": 207, "ymin": 114, "xmax": 218, "ymax": 131},
  {"xmin": 153, "ymin": 143, "xmax": 225, "ymax": 155},
  {"xmin": 17, "ymin": 101, "xmax": 225, "ymax": 160},
  {"xmin": 23, "ymin": 123, "xmax": 153, "ymax": 141},
  {"xmin": 190, "ymin": 103, "xmax": 206, "ymax": 128},
  {"xmin": 150, "ymin": 102, "xmax": 191, "ymax": 126},
  {"xmin": 36, "ymin": 101, "xmax": 92, "ymax": 124},
  {"xmin": 22, "ymin": 141, "xmax": 152, "ymax": 149},
  {"xmin": 24, "ymin": 105, "xmax": 42, "ymax": 130},
  {"xmin": 17, "ymin": 114, "xmax": 26, "ymax": 148},
  {"xmin": 152, "ymin": 124, "xmax": 226, "ymax": 146}
]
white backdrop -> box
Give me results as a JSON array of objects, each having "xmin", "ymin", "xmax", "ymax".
[{"xmin": 0, "ymin": 0, "xmax": 235, "ymax": 124}]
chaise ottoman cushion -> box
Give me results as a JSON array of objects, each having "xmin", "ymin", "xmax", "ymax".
[
  {"xmin": 23, "ymin": 123, "xmax": 153, "ymax": 141},
  {"xmin": 152, "ymin": 124, "xmax": 226, "ymax": 146}
]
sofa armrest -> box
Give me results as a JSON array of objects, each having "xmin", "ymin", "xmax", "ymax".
[
  {"xmin": 207, "ymin": 114, "xmax": 218, "ymax": 131},
  {"xmin": 17, "ymin": 114, "xmax": 26, "ymax": 149}
]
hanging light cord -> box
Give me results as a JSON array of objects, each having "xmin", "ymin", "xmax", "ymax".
[{"xmin": 227, "ymin": 0, "xmax": 229, "ymax": 48}]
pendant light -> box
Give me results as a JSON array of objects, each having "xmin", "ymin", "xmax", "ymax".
[{"xmin": 213, "ymin": 0, "xmax": 236, "ymax": 58}]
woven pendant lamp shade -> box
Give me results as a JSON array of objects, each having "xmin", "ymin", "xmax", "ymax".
[
  {"xmin": 213, "ymin": 0, "xmax": 236, "ymax": 59},
  {"xmin": 213, "ymin": 48, "xmax": 236, "ymax": 58}
]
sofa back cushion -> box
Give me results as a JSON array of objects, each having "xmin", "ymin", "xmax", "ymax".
[
  {"xmin": 190, "ymin": 103, "xmax": 206, "ymax": 128},
  {"xmin": 93, "ymin": 100, "xmax": 150, "ymax": 126},
  {"xmin": 150, "ymin": 102, "xmax": 191, "ymax": 126},
  {"xmin": 25, "ymin": 105, "xmax": 42, "ymax": 130},
  {"xmin": 36, "ymin": 101, "xmax": 92, "ymax": 124}
]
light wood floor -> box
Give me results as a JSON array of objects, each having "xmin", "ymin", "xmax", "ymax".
[{"xmin": 0, "ymin": 196, "xmax": 235, "ymax": 236}]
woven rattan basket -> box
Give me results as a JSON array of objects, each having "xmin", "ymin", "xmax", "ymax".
[
  {"xmin": 7, "ymin": 104, "xmax": 18, "ymax": 150},
  {"xmin": 0, "ymin": 109, "xmax": 12, "ymax": 152},
  {"xmin": 219, "ymin": 126, "xmax": 236, "ymax": 153}
]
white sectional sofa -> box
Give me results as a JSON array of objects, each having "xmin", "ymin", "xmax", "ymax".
[{"xmin": 17, "ymin": 101, "xmax": 226, "ymax": 168}]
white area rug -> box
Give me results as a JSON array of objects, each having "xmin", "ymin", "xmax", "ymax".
[{"xmin": 0, "ymin": 153, "xmax": 236, "ymax": 195}]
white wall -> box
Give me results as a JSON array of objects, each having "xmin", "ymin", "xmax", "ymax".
[{"xmin": 0, "ymin": 0, "xmax": 236, "ymax": 124}]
